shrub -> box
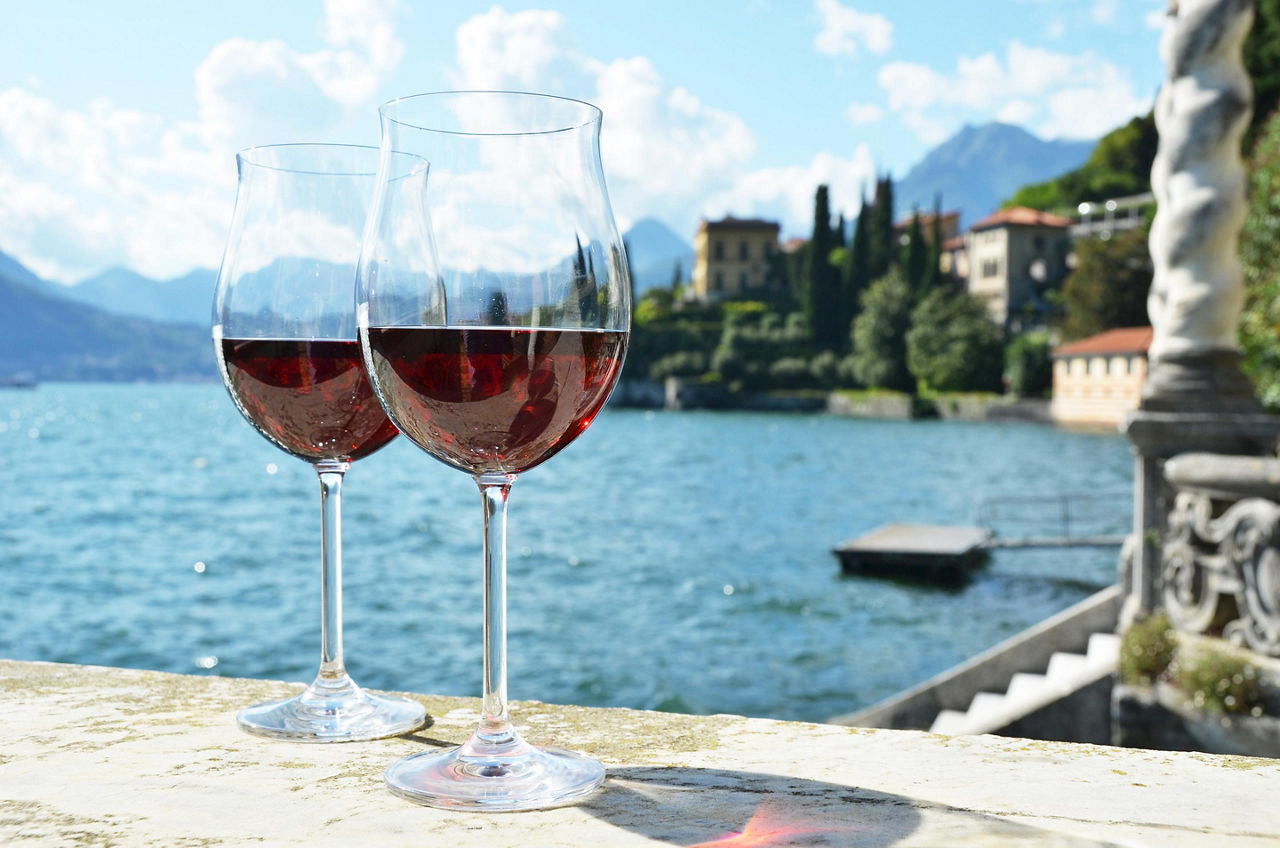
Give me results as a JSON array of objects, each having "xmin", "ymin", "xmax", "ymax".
[
  {"xmin": 809, "ymin": 350, "xmax": 840, "ymax": 389},
  {"xmin": 1118, "ymin": 611, "xmax": 1176, "ymax": 686},
  {"xmin": 1005, "ymin": 331, "xmax": 1054, "ymax": 397},
  {"xmin": 648, "ymin": 350, "xmax": 707, "ymax": 380},
  {"xmin": 768, "ymin": 357, "xmax": 814, "ymax": 389},
  {"xmin": 906, "ymin": 288, "xmax": 1004, "ymax": 393},
  {"xmin": 849, "ymin": 268, "xmax": 914, "ymax": 391},
  {"xmin": 1171, "ymin": 648, "xmax": 1264, "ymax": 716}
]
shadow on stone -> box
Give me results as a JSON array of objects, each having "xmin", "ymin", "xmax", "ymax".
[{"xmin": 583, "ymin": 765, "xmax": 1124, "ymax": 847}]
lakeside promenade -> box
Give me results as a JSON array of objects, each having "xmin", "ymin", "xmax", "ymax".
[{"xmin": 5, "ymin": 658, "xmax": 1279, "ymax": 846}]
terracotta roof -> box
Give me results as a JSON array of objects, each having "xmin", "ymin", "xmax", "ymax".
[
  {"xmin": 699, "ymin": 216, "xmax": 780, "ymax": 232},
  {"xmin": 1052, "ymin": 326, "xmax": 1153, "ymax": 358},
  {"xmin": 942, "ymin": 235, "xmax": 966, "ymax": 251},
  {"xmin": 970, "ymin": 206, "xmax": 1073, "ymax": 231},
  {"xmin": 894, "ymin": 209, "xmax": 960, "ymax": 229},
  {"xmin": 781, "ymin": 237, "xmax": 808, "ymax": 253}
]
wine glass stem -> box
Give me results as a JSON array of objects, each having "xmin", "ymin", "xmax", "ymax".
[
  {"xmin": 316, "ymin": 460, "xmax": 351, "ymax": 681},
  {"xmin": 477, "ymin": 473, "xmax": 516, "ymax": 745}
]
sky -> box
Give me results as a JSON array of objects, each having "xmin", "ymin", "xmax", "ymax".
[{"xmin": 0, "ymin": 0, "xmax": 1167, "ymax": 285}]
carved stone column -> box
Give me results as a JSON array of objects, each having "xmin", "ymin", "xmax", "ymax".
[
  {"xmin": 1144, "ymin": 0, "xmax": 1256, "ymax": 409},
  {"xmin": 1121, "ymin": 0, "xmax": 1279, "ymax": 626}
]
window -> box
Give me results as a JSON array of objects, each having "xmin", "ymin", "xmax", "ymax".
[
  {"xmin": 982, "ymin": 259, "xmax": 1000, "ymax": 278},
  {"xmin": 1033, "ymin": 235, "xmax": 1045, "ymax": 251},
  {"xmin": 714, "ymin": 241, "xmax": 724, "ymax": 261},
  {"xmin": 739, "ymin": 241, "xmax": 749, "ymax": 260}
]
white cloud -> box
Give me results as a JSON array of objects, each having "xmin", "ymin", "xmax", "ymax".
[
  {"xmin": 996, "ymin": 100, "xmax": 1038, "ymax": 126},
  {"xmin": 0, "ymin": 0, "xmax": 405, "ymax": 282},
  {"xmin": 449, "ymin": 7, "xmax": 761, "ymax": 238},
  {"xmin": 453, "ymin": 7, "xmax": 580, "ymax": 91},
  {"xmin": 813, "ymin": 0, "xmax": 893, "ymax": 57},
  {"xmin": 878, "ymin": 39, "xmax": 1153, "ymax": 145},
  {"xmin": 1091, "ymin": 0, "xmax": 1119, "ymax": 24},
  {"xmin": 1146, "ymin": 8, "xmax": 1168, "ymax": 29},
  {"xmin": 704, "ymin": 147, "xmax": 879, "ymax": 238},
  {"xmin": 845, "ymin": 102, "xmax": 884, "ymax": 125}
]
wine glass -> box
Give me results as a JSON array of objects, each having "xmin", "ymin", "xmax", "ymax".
[
  {"xmin": 357, "ymin": 91, "xmax": 630, "ymax": 809},
  {"xmin": 213, "ymin": 143, "xmax": 428, "ymax": 742}
]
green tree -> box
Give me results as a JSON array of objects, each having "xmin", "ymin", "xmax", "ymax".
[
  {"xmin": 1245, "ymin": 0, "xmax": 1280, "ymax": 151},
  {"xmin": 866, "ymin": 176, "xmax": 896, "ymax": 281},
  {"xmin": 906, "ymin": 288, "xmax": 1004, "ymax": 393},
  {"xmin": 1059, "ymin": 227, "xmax": 1152, "ymax": 341},
  {"xmin": 901, "ymin": 211, "xmax": 928, "ymax": 296},
  {"xmin": 806, "ymin": 185, "xmax": 844, "ymax": 351},
  {"xmin": 923, "ymin": 196, "xmax": 945, "ymax": 294},
  {"xmin": 1005, "ymin": 331, "xmax": 1054, "ymax": 397},
  {"xmin": 841, "ymin": 206, "xmax": 871, "ymax": 350},
  {"xmin": 850, "ymin": 267, "xmax": 914, "ymax": 392},
  {"xmin": 1240, "ymin": 107, "xmax": 1280, "ymax": 407}
]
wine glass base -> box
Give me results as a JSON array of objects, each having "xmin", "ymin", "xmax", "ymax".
[
  {"xmin": 237, "ymin": 677, "xmax": 427, "ymax": 743},
  {"xmin": 385, "ymin": 740, "xmax": 605, "ymax": 811}
]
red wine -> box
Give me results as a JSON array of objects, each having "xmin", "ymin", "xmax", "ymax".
[
  {"xmin": 218, "ymin": 338, "xmax": 398, "ymax": 463},
  {"xmin": 364, "ymin": 326, "xmax": 627, "ymax": 475}
]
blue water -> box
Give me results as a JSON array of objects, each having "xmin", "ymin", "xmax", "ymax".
[{"xmin": 1, "ymin": 384, "xmax": 1132, "ymax": 722}]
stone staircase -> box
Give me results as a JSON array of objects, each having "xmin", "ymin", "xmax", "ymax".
[
  {"xmin": 929, "ymin": 631, "xmax": 1120, "ymax": 736},
  {"xmin": 831, "ymin": 585, "xmax": 1122, "ymax": 744}
]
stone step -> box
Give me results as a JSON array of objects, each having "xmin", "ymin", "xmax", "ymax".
[
  {"xmin": 1045, "ymin": 651, "xmax": 1090, "ymax": 682},
  {"xmin": 1005, "ymin": 671, "xmax": 1051, "ymax": 702},
  {"xmin": 930, "ymin": 629, "xmax": 1121, "ymax": 737},
  {"xmin": 929, "ymin": 709, "xmax": 971, "ymax": 735}
]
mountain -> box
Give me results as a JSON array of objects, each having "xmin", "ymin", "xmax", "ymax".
[
  {"xmin": 0, "ymin": 250, "xmax": 215, "ymax": 382},
  {"xmin": 624, "ymin": 218, "xmax": 694, "ymax": 293},
  {"xmin": 58, "ymin": 266, "xmax": 217, "ymax": 326},
  {"xmin": 895, "ymin": 123, "xmax": 1096, "ymax": 230}
]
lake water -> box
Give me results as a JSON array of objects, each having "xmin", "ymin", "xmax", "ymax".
[{"xmin": 1, "ymin": 383, "xmax": 1133, "ymax": 722}]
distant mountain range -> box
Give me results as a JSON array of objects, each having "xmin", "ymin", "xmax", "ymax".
[
  {"xmin": 60, "ymin": 266, "xmax": 217, "ymax": 326},
  {"xmin": 625, "ymin": 218, "xmax": 695, "ymax": 293},
  {"xmin": 0, "ymin": 254, "xmax": 214, "ymax": 382},
  {"xmin": 895, "ymin": 122, "xmax": 1096, "ymax": 230},
  {"xmin": 0, "ymin": 121, "xmax": 1103, "ymax": 380}
]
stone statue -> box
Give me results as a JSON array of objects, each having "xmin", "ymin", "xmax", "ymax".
[{"xmin": 1145, "ymin": 0, "xmax": 1256, "ymax": 407}]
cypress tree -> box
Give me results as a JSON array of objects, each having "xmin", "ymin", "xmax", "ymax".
[
  {"xmin": 867, "ymin": 176, "xmax": 896, "ymax": 282},
  {"xmin": 841, "ymin": 203, "xmax": 871, "ymax": 352},
  {"xmin": 902, "ymin": 211, "xmax": 927, "ymax": 297},
  {"xmin": 922, "ymin": 195, "xmax": 945, "ymax": 295},
  {"xmin": 806, "ymin": 185, "xmax": 843, "ymax": 351}
]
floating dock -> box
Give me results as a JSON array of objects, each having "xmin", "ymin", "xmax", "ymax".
[{"xmin": 834, "ymin": 523, "xmax": 992, "ymax": 584}]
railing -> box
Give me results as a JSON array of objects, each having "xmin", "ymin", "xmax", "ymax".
[{"xmin": 976, "ymin": 493, "xmax": 1130, "ymax": 549}]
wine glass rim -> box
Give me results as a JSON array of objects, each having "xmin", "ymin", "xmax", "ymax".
[
  {"xmin": 236, "ymin": 143, "xmax": 423, "ymax": 177},
  {"xmin": 379, "ymin": 90, "xmax": 602, "ymax": 137}
]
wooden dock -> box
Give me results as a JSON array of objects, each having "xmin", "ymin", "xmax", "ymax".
[{"xmin": 834, "ymin": 523, "xmax": 992, "ymax": 584}]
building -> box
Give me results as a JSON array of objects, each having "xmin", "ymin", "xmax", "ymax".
[
  {"xmin": 940, "ymin": 235, "xmax": 968, "ymax": 280},
  {"xmin": 893, "ymin": 209, "xmax": 961, "ymax": 247},
  {"xmin": 965, "ymin": 207, "xmax": 1073, "ymax": 330},
  {"xmin": 691, "ymin": 217, "xmax": 781, "ymax": 301},
  {"xmin": 1050, "ymin": 326, "xmax": 1153, "ymax": 427}
]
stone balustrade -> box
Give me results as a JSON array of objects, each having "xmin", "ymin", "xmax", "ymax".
[{"xmin": 4, "ymin": 659, "xmax": 1279, "ymax": 846}]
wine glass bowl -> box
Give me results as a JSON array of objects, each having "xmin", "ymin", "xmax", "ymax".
[
  {"xmin": 358, "ymin": 91, "xmax": 630, "ymax": 809},
  {"xmin": 213, "ymin": 143, "xmax": 428, "ymax": 742}
]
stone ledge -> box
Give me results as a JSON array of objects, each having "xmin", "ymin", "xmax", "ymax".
[{"xmin": 4, "ymin": 659, "xmax": 1280, "ymax": 846}]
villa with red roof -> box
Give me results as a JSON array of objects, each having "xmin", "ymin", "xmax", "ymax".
[
  {"xmin": 1051, "ymin": 326, "xmax": 1154, "ymax": 427},
  {"xmin": 964, "ymin": 207, "xmax": 1073, "ymax": 330}
]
